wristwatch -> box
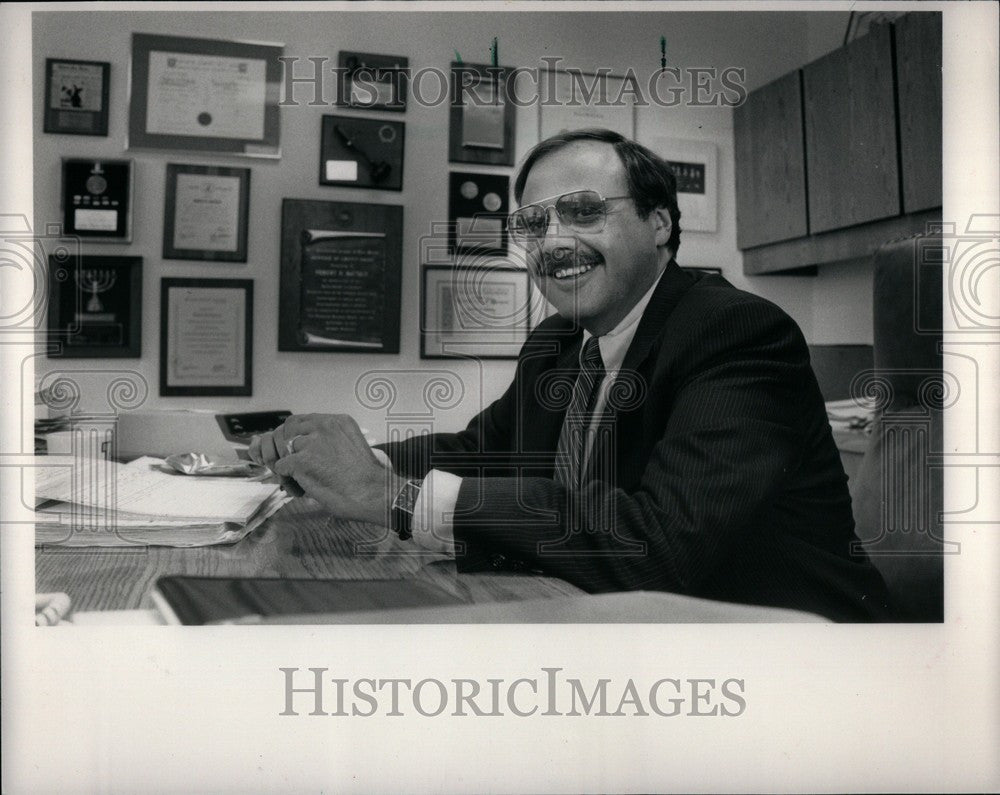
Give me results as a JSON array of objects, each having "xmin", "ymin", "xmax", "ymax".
[{"xmin": 390, "ymin": 478, "xmax": 422, "ymax": 540}]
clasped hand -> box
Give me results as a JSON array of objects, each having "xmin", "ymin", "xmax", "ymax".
[{"xmin": 248, "ymin": 414, "xmax": 404, "ymax": 526}]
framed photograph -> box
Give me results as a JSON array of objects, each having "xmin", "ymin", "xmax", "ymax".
[
  {"xmin": 337, "ymin": 51, "xmax": 408, "ymax": 111},
  {"xmin": 47, "ymin": 255, "xmax": 141, "ymax": 358},
  {"xmin": 319, "ymin": 115, "xmax": 405, "ymax": 191},
  {"xmin": 539, "ymin": 69, "xmax": 637, "ymax": 141},
  {"xmin": 448, "ymin": 171, "xmax": 509, "ymax": 255},
  {"xmin": 129, "ymin": 33, "xmax": 283, "ymax": 158},
  {"xmin": 279, "ymin": 199, "xmax": 403, "ymax": 353},
  {"xmin": 61, "ymin": 158, "xmax": 133, "ymax": 242},
  {"xmin": 642, "ymin": 136, "xmax": 719, "ymax": 232},
  {"xmin": 160, "ymin": 278, "xmax": 253, "ymax": 396},
  {"xmin": 449, "ymin": 62, "xmax": 516, "ymax": 165},
  {"xmin": 44, "ymin": 58, "xmax": 110, "ymax": 135},
  {"xmin": 421, "ymin": 264, "xmax": 533, "ymax": 360},
  {"xmin": 163, "ymin": 164, "xmax": 251, "ymax": 262}
]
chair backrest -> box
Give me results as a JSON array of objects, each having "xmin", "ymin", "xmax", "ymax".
[{"xmin": 851, "ymin": 233, "xmax": 944, "ymax": 621}]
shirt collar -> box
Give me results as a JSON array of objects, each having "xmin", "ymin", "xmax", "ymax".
[{"xmin": 581, "ymin": 266, "xmax": 668, "ymax": 372}]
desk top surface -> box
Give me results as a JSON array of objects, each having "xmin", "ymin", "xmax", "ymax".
[{"xmin": 35, "ymin": 498, "xmax": 584, "ymax": 613}]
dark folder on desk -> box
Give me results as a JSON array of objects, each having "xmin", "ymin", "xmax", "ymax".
[{"xmin": 153, "ymin": 576, "xmax": 461, "ymax": 625}]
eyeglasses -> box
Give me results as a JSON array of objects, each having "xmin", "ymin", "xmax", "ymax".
[{"xmin": 508, "ymin": 190, "xmax": 632, "ymax": 244}]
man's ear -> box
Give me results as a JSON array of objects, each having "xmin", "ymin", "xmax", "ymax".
[{"xmin": 651, "ymin": 207, "xmax": 672, "ymax": 248}]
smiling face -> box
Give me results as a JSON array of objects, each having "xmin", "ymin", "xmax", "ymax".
[{"xmin": 519, "ymin": 141, "xmax": 671, "ymax": 336}]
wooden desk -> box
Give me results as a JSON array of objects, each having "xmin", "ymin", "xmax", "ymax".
[{"xmin": 35, "ymin": 497, "xmax": 584, "ymax": 613}]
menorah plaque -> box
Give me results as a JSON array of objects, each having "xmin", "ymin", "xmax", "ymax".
[{"xmin": 47, "ymin": 255, "xmax": 142, "ymax": 358}]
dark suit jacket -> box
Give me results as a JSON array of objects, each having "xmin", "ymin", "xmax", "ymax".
[{"xmin": 380, "ymin": 261, "xmax": 892, "ymax": 621}]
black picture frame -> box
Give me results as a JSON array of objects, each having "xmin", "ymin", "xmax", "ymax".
[
  {"xmin": 162, "ymin": 164, "xmax": 251, "ymax": 262},
  {"xmin": 129, "ymin": 33, "xmax": 283, "ymax": 158},
  {"xmin": 448, "ymin": 62, "xmax": 516, "ymax": 165},
  {"xmin": 47, "ymin": 255, "xmax": 142, "ymax": 358},
  {"xmin": 160, "ymin": 278, "xmax": 253, "ymax": 397},
  {"xmin": 44, "ymin": 58, "xmax": 111, "ymax": 136},
  {"xmin": 319, "ymin": 115, "xmax": 405, "ymax": 191},
  {"xmin": 279, "ymin": 199, "xmax": 403, "ymax": 353},
  {"xmin": 447, "ymin": 171, "xmax": 509, "ymax": 255},
  {"xmin": 421, "ymin": 264, "xmax": 533, "ymax": 360},
  {"xmin": 337, "ymin": 51, "xmax": 409, "ymax": 112},
  {"xmin": 61, "ymin": 158, "xmax": 133, "ymax": 243}
]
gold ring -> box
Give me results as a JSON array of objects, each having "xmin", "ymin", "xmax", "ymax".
[{"xmin": 285, "ymin": 435, "xmax": 301, "ymax": 455}]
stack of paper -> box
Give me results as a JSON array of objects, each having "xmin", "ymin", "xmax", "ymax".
[
  {"xmin": 33, "ymin": 456, "xmax": 289, "ymax": 547},
  {"xmin": 825, "ymin": 396, "xmax": 877, "ymax": 433}
]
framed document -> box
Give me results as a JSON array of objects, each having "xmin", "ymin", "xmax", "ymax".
[
  {"xmin": 47, "ymin": 255, "xmax": 141, "ymax": 358},
  {"xmin": 337, "ymin": 51, "xmax": 408, "ymax": 112},
  {"xmin": 44, "ymin": 58, "xmax": 110, "ymax": 136},
  {"xmin": 129, "ymin": 33, "xmax": 283, "ymax": 158},
  {"xmin": 448, "ymin": 171, "xmax": 509, "ymax": 255},
  {"xmin": 421, "ymin": 264, "xmax": 532, "ymax": 360},
  {"xmin": 539, "ymin": 69, "xmax": 637, "ymax": 141},
  {"xmin": 319, "ymin": 115, "xmax": 405, "ymax": 191},
  {"xmin": 449, "ymin": 62, "xmax": 516, "ymax": 165},
  {"xmin": 279, "ymin": 199, "xmax": 403, "ymax": 353},
  {"xmin": 642, "ymin": 137, "xmax": 719, "ymax": 232},
  {"xmin": 160, "ymin": 278, "xmax": 253, "ymax": 396},
  {"xmin": 163, "ymin": 164, "xmax": 251, "ymax": 261},
  {"xmin": 61, "ymin": 159, "xmax": 133, "ymax": 242}
]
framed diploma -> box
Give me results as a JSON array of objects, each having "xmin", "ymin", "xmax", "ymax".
[
  {"xmin": 61, "ymin": 159, "xmax": 133, "ymax": 242},
  {"xmin": 319, "ymin": 115, "xmax": 405, "ymax": 191},
  {"xmin": 641, "ymin": 136, "xmax": 719, "ymax": 232},
  {"xmin": 129, "ymin": 33, "xmax": 283, "ymax": 158},
  {"xmin": 337, "ymin": 51, "xmax": 408, "ymax": 112},
  {"xmin": 163, "ymin": 164, "xmax": 251, "ymax": 261},
  {"xmin": 47, "ymin": 255, "xmax": 141, "ymax": 358},
  {"xmin": 539, "ymin": 69, "xmax": 637, "ymax": 141},
  {"xmin": 279, "ymin": 199, "xmax": 403, "ymax": 353},
  {"xmin": 160, "ymin": 278, "xmax": 253, "ymax": 396},
  {"xmin": 448, "ymin": 62, "xmax": 516, "ymax": 165},
  {"xmin": 44, "ymin": 58, "xmax": 110, "ymax": 136},
  {"xmin": 448, "ymin": 171, "xmax": 509, "ymax": 255},
  {"xmin": 421, "ymin": 264, "xmax": 532, "ymax": 360}
]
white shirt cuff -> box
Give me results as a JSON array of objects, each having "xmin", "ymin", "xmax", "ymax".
[{"xmin": 410, "ymin": 469, "xmax": 459, "ymax": 556}]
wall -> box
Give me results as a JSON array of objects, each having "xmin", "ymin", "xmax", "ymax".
[{"xmin": 33, "ymin": 9, "xmax": 853, "ymax": 436}]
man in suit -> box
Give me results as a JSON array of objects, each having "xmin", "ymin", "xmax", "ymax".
[{"xmin": 252, "ymin": 128, "xmax": 891, "ymax": 622}]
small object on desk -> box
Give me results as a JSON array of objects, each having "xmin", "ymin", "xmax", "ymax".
[
  {"xmin": 151, "ymin": 575, "xmax": 462, "ymax": 625},
  {"xmin": 36, "ymin": 592, "xmax": 72, "ymax": 626}
]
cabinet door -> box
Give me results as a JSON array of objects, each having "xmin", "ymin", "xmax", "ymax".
[
  {"xmin": 734, "ymin": 71, "xmax": 808, "ymax": 249},
  {"xmin": 895, "ymin": 12, "xmax": 943, "ymax": 213},
  {"xmin": 803, "ymin": 25, "xmax": 899, "ymax": 234}
]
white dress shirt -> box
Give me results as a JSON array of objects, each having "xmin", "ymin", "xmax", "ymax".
[{"xmin": 403, "ymin": 266, "xmax": 669, "ymax": 554}]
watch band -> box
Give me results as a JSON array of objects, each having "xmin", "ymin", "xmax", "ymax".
[{"xmin": 390, "ymin": 478, "xmax": 422, "ymax": 540}]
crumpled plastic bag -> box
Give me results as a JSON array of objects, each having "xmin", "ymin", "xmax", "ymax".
[{"xmin": 163, "ymin": 452, "xmax": 268, "ymax": 479}]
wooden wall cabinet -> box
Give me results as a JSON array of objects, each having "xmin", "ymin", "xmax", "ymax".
[
  {"xmin": 736, "ymin": 13, "xmax": 942, "ymax": 275},
  {"xmin": 734, "ymin": 71, "xmax": 808, "ymax": 249}
]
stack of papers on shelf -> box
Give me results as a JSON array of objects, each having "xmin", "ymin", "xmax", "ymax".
[
  {"xmin": 825, "ymin": 396, "xmax": 877, "ymax": 433},
  {"xmin": 33, "ymin": 456, "xmax": 289, "ymax": 547}
]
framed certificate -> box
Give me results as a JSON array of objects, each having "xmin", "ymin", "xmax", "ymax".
[
  {"xmin": 44, "ymin": 58, "xmax": 110, "ymax": 136},
  {"xmin": 279, "ymin": 199, "xmax": 403, "ymax": 353},
  {"xmin": 421, "ymin": 264, "xmax": 532, "ymax": 360},
  {"xmin": 319, "ymin": 115, "xmax": 405, "ymax": 191},
  {"xmin": 47, "ymin": 255, "xmax": 142, "ymax": 358},
  {"xmin": 448, "ymin": 62, "xmax": 516, "ymax": 165},
  {"xmin": 129, "ymin": 33, "xmax": 283, "ymax": 158},
  {"xmin": 337, "ymin": 51, "xmax": 408, "ymax": 112},
  {"xmin": 163, "ymin": 164, "xmax": 251, "ymax": 261},
  {"xmin": 539, "ymin": 69, "xmax": 637, "ymax": 141},
  {"xmin": 641, "ymin": 137, "xmax": 719, "ymax": 232},
  {"xmin": 61, "ymin": 159, "xmax": 133, "ymax": 242},
  {"xmin": 160, "ymin": 278, "xmax": 253, "ymax": 396},
  {"xmin": 448, "ymin": 171, "xmax": 509, "ymax": 255}
]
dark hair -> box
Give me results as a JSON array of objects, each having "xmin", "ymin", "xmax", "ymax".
[{"xmin": 513, "ymin": 127, "xmax": 682, "ymax": 255}]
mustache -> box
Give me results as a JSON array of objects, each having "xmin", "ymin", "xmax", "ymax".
[{"xmin": 534, "ymin": 248, "xmax": 604, "ymax": 275}]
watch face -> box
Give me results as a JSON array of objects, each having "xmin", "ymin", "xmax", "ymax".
[{"xmin": 394, "ymin": 479, "xmax": 421, "ymax": 514}]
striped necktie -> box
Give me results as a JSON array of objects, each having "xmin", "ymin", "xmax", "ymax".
[{"xmin": 555, "ymin": 336, "xmax": 606, "ymax": 490}]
